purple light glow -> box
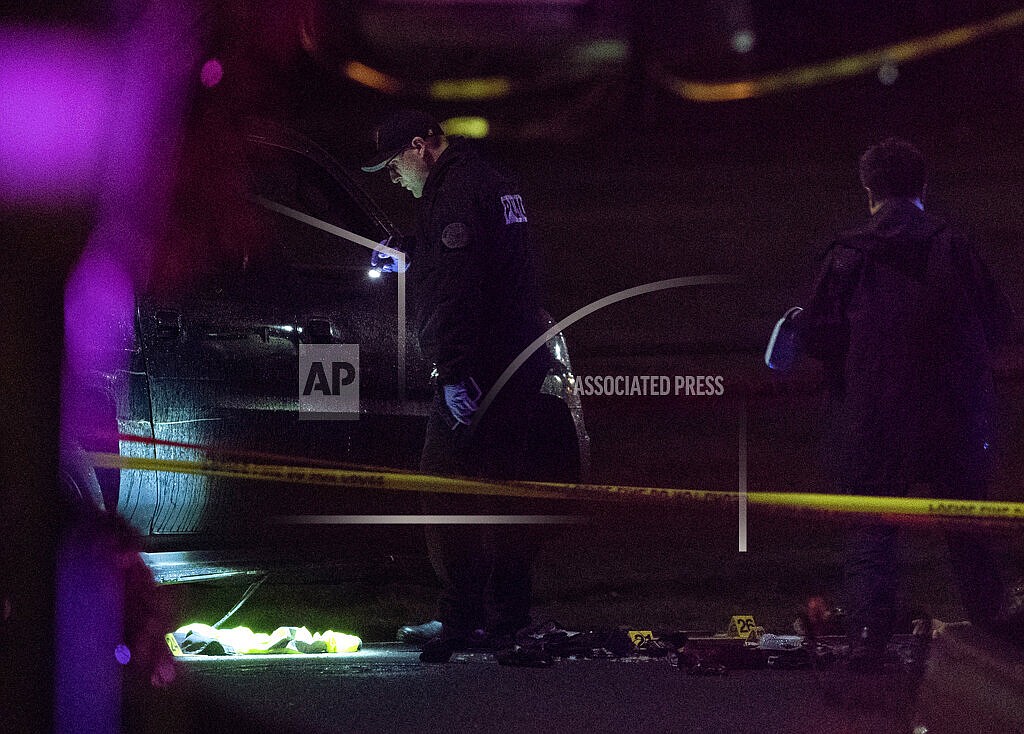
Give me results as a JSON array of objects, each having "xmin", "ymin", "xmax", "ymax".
[
  {"xmin": 63, "ymin": 247, "xmax": 136, "ymax": 379},
  {"xmin": 0, "ymin": 29, "xmax": 114, "ymax": 203},
  {"xmin": 99, "ymin": 5, "xmax": 197, "ymax": 218},
  {"xmin": 200, "ymin": 58, "xmax": 223, "ymax": 87},
  {"xmin": 55, "ymin": 526, "xmax": 125, "ymax": 733},
  {"xmin": 49, "ymin": 3, "xmax": 199, "ymax": 732},
  {"xmin": 114, "ymin": 644, "xmax": 132, "ymax": 665}
]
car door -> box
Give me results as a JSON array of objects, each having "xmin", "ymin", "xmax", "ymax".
[{"xmin": 124, "ymin": 122, "xmax": 429, "ymax": 546}]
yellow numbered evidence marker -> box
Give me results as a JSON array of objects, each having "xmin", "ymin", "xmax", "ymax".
[
  {"xmin": 727, "ymin": 615, "xmax": 757, "ymax": 639},
  {"xmin": 165, "ymin": 633, "xmax": 184, "ymax": 657},
  {"xmin": 628, "ymin": 630, "xmax": 655, "ymax": 649}
]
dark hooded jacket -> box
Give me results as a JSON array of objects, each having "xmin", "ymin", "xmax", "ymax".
[
  {"xmin": 796, "ymin": 199, "xmax": 1014, "ymax": 488},
  {"xmin": 406, "ymin": 138, "xmax": 550, "ymax": 394}
]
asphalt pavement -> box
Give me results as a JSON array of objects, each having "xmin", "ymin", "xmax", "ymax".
[{"xmin": 131, "ymin": 644, "xmax": 920, "ymax": 734}]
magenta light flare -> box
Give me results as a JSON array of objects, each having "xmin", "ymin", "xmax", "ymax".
[
  {"xmin": 0, "ymin": 29, "xmax": 114, "ymax": 203},
  {"xmin": 54, "ymin": 527, "xmax": 125, "ymax": 734},
  {"xmin": 63, "ymin": 249, "xmax": 135, "ymax": 379},
  {"xmin": 200, "ymin": 58, "xmax": 223, "ymax": 87},
  {"xmin": 97, "ymin": 2, "xmax": 201, "ymax": 222},
  {"xmin": 53, "ymin": 4, "xmax": 200, "ymax": 733}
]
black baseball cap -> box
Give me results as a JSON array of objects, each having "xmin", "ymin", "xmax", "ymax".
[{"xmin": 361, "ymin": 110, "xmax": 444, "ymax": 173}]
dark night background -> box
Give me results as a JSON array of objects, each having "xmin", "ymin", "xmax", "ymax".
[
  {"xmin": 107, "ymin": 0, "xmax": 1024, "ymax": 637},
  {"xmin": 5, "ymin": 2, "xmax": 1024, "ymax": 732}
]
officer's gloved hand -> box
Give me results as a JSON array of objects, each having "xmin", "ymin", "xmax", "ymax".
[
  {"xmin": 443, "ymin": 378, "xmax": 481, "ymax": 425},
  {"xmin": 370, "ymin": 237, "xmax": 409, "ymax": 274}
]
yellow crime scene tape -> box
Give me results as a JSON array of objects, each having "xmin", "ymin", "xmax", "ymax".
[
  {"xmin": 90, "ymin": 452, "xmax": 1024, "ymax": 525},
  {"xmin": 657, "ymin": 7, "xmax": 1024, "ymax": 102},
  {"xmin": 90, "ymin": 453, "xmax": 566, "ymax": 501},
  {"xmin": 341, "ymin": 8, "xmax": 1024, "ymax": 104}
]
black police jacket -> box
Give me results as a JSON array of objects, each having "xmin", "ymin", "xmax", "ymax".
[
  {"xmin": 796, "ymin": 199, "xmax": 1015, "ymax": 487},
  {"xmin": 406, "ymin": 139, "xmax": 550, "ymax": 393}
]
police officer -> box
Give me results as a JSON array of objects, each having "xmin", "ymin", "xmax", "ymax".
[
  {"xmin": 791, "ymin": 138, "xmax": 1016, "ymax": 668},
  {"xmin": 362, "ymin": 110, "xmax": 553, "ymax": 662}
]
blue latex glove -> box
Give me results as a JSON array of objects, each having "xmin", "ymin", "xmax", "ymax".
[
  {"xmin": 370, "ymin": 237, "xmax": 409, "ymax": 274},
  {"xmin": 443, "ymin": 378, "xmax": 481, "ymax": 425}
]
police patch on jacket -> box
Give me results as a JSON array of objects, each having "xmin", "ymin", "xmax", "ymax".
[
  {"xmin": 501, "ymin": 194, "xmax": 528, "ymax": 224},
  {"xmin": 441, "ymin": 222, "xmax": 469, "ymax": 249}
]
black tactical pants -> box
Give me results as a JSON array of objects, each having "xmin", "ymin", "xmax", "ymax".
[
  {"xmin": 843, "ymin": 480, "xmax": 1005, "ymax": 646},
  {"xmin": 418, "ymin": 387, "xmax": 547, "ymax": 636}
]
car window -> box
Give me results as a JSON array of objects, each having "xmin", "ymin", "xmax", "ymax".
[{"xmin": 247, "ymin": 142, "xmax": 385, "ymax": 276}]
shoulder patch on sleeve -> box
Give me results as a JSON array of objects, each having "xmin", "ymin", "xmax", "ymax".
[
  {"xmin": 501, "ymin": 194, "xmax": 528, "ymax": 224},
  {"xmin": 442, "ymin": 222, "xmax": 470, "ymax": 250}
]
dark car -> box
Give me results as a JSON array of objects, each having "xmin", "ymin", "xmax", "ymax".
[{"xmin": 63, "ymin": 120, "xmax": 588, "ymax": 583}]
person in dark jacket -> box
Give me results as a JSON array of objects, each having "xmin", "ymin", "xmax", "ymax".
[
  {"xmin": 362, "ymin": 110, "xmax": 554, "ymax": 662},
  {"xmin": 793, "ymin": 137, "xmax": 1015, "ymax": 663}
]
